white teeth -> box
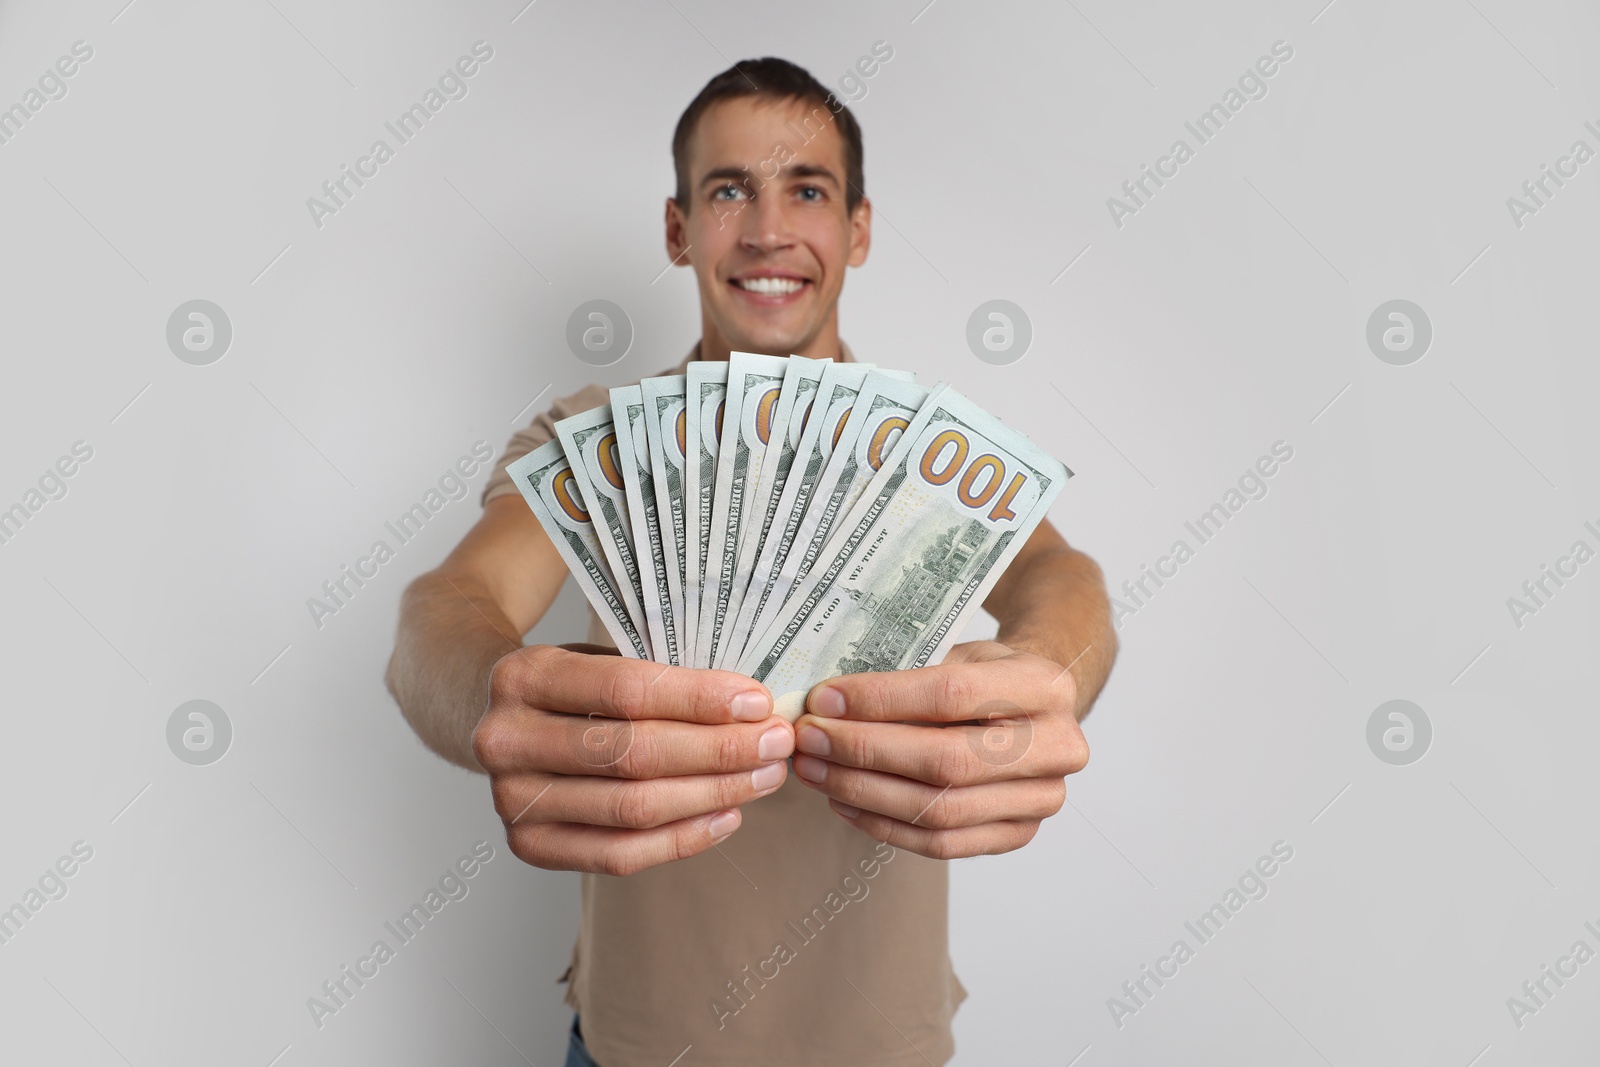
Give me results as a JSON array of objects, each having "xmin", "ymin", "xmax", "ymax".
[{"xmin": 737, "ymin": 277, "xmax": 804, "ymax": 295}]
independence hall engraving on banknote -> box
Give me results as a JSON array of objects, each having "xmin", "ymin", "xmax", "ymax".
[{"xmin": 837, "ymin": 519, "xmax": 988, "ymax": 674}]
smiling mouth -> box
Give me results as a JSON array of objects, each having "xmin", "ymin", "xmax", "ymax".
[{"xmin": 731, "ymin": 276, "xmax": 810, "ymax": 296}]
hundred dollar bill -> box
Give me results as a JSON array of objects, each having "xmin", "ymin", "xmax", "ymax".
[
  {"xmin": 801, "ymin": 371, "xmax": 931, "ymax": 556},
  {"xmin": 505, "ymin": 439, "xmax": 648, "ymax": 658},
  {"xmin": 611, "ymin": 385, "xmax": 679, "ymax": 665},
  {"xmin": 698, "ymin": 352, "xmax": 791, "ymax": 669},
  {"xmin": 738, "ymin": 386, "xmax": 1070, "ymax": 720},
  {"xmin": 640, "ymin": 374, "xmax": 688, "ymax": 663},
  {"xmin": 733, "ymin": 362, "xmax": 883, "ymax": 652},
  {"xmin": 681, "ymin": 361, "xmax": 728, "ymax": 667},
  {"xmin": 715, "ymin": 356, "xmax": 830, "ymax": 668},
  {"xmin": 555, "ymin": 407, "xmax": 653, "ymax": 661},
  {"xmin": 742, "ymin": 368, "xmax": 923, "ymax": 648}
]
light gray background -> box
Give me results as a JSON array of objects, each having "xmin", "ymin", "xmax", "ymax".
[{"xmin": 2, "ymin": 0, "xmax": 1595, "ymax": 1064}]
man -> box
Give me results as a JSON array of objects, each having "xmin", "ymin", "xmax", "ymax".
[{"xmin": 386, "ymin": 57, "xmax": 1116, "ymax": 1067}]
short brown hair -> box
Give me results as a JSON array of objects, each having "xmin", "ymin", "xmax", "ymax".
[{"xmin": 672, "ymin": 57, "xmax": 865, "ymax": 214}]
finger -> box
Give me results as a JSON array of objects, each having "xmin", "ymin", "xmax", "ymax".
[
  {"xmin": 791, "ymin": 756, "xmax": 1064, "ymax": 828},
  {"xmin": 792, "ymin": 714, "xmax": 1085, "ymax": 786},
  {"xmin": 493, "ymin": 762, "xmax": 789, "ymax": 830},
  {"xmin": 507, "ymin": 644, "xmax": 774, "ymax": 724},
  {"xmin": 826, "ymin": 802, "xmax": 1042, "ymax": 861},
  {"xmin": 480, "ymin": 710, "xmax": 795, "ymax": 778},
  {"xmin": 506, "ymin": 808, "xmax": 744, "ymax": 876},
  {"xmin": 805, "ymin": 654, "xmax": 1069, "ymax": 724}
]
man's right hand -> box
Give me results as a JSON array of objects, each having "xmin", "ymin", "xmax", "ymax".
[{"xmin": 472, "ymin": 643, "xmax": 794, "ymax": 876}]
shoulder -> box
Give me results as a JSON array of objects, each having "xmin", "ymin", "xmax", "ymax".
[{"xmin": 480, "ymin": 362, "xmax": 682, "ymax": 507}]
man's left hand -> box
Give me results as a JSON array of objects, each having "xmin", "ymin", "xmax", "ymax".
[{"xmin": 789, "ymin": 640, "xmax": 1089, "ymax": 860}]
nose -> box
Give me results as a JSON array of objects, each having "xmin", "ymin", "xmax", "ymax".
[{"xmin": 738, "ymin": 187, "xmax": 795, "ymax": 255}]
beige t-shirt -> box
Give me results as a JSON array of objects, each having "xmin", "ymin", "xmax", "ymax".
[{"xmin": 481, "ymin": 342, "xmax": 967, "ymax": 1067}]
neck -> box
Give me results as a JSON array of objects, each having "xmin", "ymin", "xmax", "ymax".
[{"xmin": 697, "ymin": 308, "xmax": 844, "ymax": 363}]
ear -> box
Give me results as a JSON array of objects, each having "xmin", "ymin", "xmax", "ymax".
[
  {"xmin": 665, "ymin": 197, "xmax": 692, "ymax": 265},
  {"xmin": 847, "ymin": 196, "xmax": 872, "ymax": 268}
]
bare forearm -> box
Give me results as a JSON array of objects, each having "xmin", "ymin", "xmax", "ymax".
[
  {"xmin": 386, "ymin": 569, "xmax": 522, "ymax": 771},
  {"xmin": 988, "ymin": 545, "xmax": 1117, "ymax": 720}
]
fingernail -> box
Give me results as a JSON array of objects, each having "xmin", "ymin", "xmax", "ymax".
[
  {"xmin": 810, "ymin": 686, "xmax": 846, "ymax": 717},
  {"xmin": 731, "ymin": 690, "xmax": 771, "ymax": 721},
  {"xmin": 831, "ymin": 801, "xmax": 860, "ymax": 819},
  {"xmin": 793, "ymin": 754, "xmax": 828, "ymax": 783},
  {"xmin": 796, "ymin": 724, "xmax": 831, "ymax": 757},
  {"xmin": 751, "ymin": 761, "xmax": 786, "ymax": 792},
  {"xmin": 708, "ymin": 809, "xmax": 740, "ymax": 841},
  {"xmin": 758, "ymin": 725, "xmax": 793, "ymax": 761}
]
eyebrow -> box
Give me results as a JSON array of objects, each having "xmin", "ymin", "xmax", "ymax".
[{"xmin": 698, "ymin": 162, "xmax": 841, "ymax": 189}]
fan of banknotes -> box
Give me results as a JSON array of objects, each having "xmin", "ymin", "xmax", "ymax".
[{"xmin": 506, "ymin": 354, "xmax": 1071, "ymax": 721}]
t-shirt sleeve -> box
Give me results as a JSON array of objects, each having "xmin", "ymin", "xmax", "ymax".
[{"xmin": 480, "ymin": 383, "xmax": 612, "ymax": 507}]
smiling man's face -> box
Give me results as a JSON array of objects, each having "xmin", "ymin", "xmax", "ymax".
[{"xmin": 666, "ymin": 95, "xmax": 871, "ymax": 362}]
